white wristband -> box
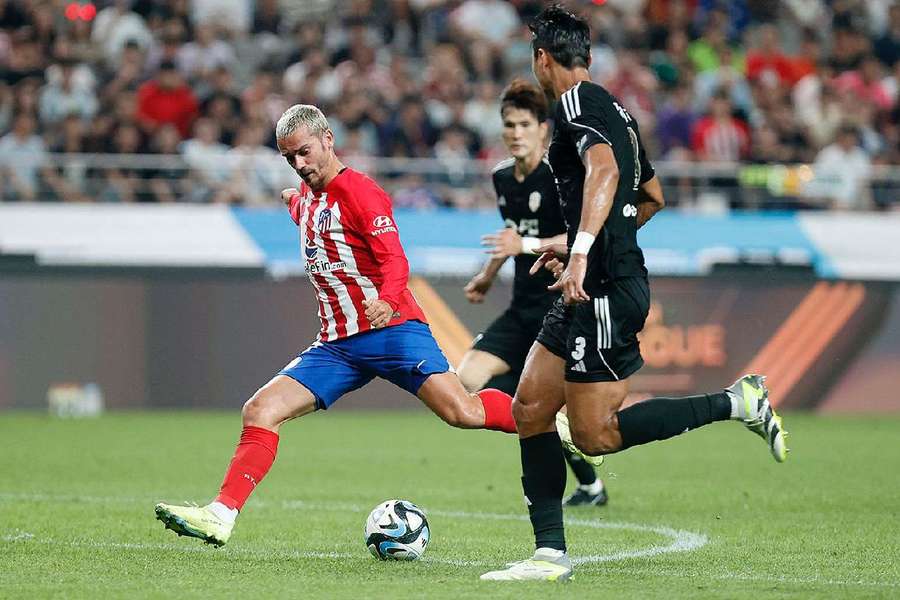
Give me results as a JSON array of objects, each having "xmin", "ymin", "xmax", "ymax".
[
  {"xmin": 571, "ymin": 231, "xmax": 596, "ymax": 255},
  {"xmin": 521, "ymin": 236, "xmax": 541, "ymax": 254}
]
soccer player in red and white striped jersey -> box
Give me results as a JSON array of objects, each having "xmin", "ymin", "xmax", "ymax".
[{"xmin": 154, "ymin": 104, "xmax": 516, "ymax": 547}]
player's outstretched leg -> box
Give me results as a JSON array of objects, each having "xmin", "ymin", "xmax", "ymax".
[
  {"xmin": 561, "ymin": 447, "xmax": 607, "ymax": 507},
  {"xmin": 155, "ymin": 375, "xmax": 317, "ymax": 546},
  {"xmin": 560, "ymin": 374, "xmax": 789, "ymax": 464}
]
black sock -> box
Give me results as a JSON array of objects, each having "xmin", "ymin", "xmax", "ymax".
[
  {"xmin": 520, "ymin": 431, "xmax": 567, "ymax": 552},
  {"xmin": 617, "ymin": 392, "xmax": 731, "ymax": 450},
  {"xmin": 562, "ymin": 446, "xmax": 597, "ymax": 486}
]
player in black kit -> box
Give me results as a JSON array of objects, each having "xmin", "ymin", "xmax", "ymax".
[
  {"xmin": 480, "ymin": 6, "xmax": 789, "ymax": 582},
  {"xmin": 458, "ymin": 79, "xmax": 607, "ymax": 507}
]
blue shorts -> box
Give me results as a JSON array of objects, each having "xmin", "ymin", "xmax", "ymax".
[{"xmin": 277, "ymin": 320, "xmax": 450, "ymax": 410}]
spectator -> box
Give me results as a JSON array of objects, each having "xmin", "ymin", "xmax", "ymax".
[
  {"xmin": 834, "ymin": 56, "xmax": 894, "ymax": 112},
  {"xmin": 874, "ymin": 5, "xmax": 900, "ymax": 67},
  {"xmin": 745, "ymin": 24, "xmax": 795, "ymax": 88},
  {"xmin": 98, "ymin": 123, "xmax": 148, "ymax": 203},
  {"xmin": 434, "ymin": 124, "xmax": 474, "ymax": 188},
  {"xmin": 450, "ymin": 0, "xmax": 520, "ymax": 48},
  {"xmin": 807, "ymin": 125, "xmax": 872, "ymax": 210},
  {"xmin": 690, "ymin": 90, "xmax": 750, "ymax": 161},
  {"xmin": 180, "ymin": 117, "xmax": 230, "ymax": 202},
  {"xmin": 222, "ymin": 122, "xmax": 284, "ymax": 205},
  {"xmin": 136, "ymin": 60, "xmax": 199, "ymax": 138},
  {"xmin": 688, "ymin": 10, "xmax": 744, "ymax": 74},
  {"xmin": 91, "ymin": 0, "xmax": 153, "ymax": 68},
  {"xmin": 694, "ymin": 45, "xmax": 755, "ymax": 117},
  {"xmin": 38, "ymin": 59, "xmax": 98, "ymax": 126},
  {"xmin": 146, "ymin": 124, "xmax": 187, "ymax": 203},
  {"xmin": 0, "ymin": 113, "xmax": 65, "ymax": 201},
  {"xmin": 656, "ymin": 84, "xmax": 696, "ymax": 157},
  {"xmin": 385, "ymin": 96, "xmax": 438, "ymax": 158},
  {"xmin": 175, "ymin": 23, "xmax": 236, "ymax": 83},
  {"xmin": 100, "ymin": 41, "xmax": 147, "ymax": 107},
  {"xmin": 252, "ymin": 0, "xmax": 282, "ymax": 35}
]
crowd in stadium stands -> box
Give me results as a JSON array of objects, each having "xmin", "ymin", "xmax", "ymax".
[{"xmin": 0, "ymin": 0, "xmax": 898, "ymax": 209}]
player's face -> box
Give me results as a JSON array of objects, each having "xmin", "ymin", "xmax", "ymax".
[
  {"xmin": 278, "ymin": 126, "xmax": 336, "ymax": 191},
  {"xmin": 501, "ymin": 107, "xmax": 545, "ymax": 159}
]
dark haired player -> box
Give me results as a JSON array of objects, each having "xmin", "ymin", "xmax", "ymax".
[
  {"xmin": 481, "ymin": 6, "xmax": 788, "ymax": 581},
  {"xmin": 458, "ymin": 79, "xmax": 607, "ymax": 507}
]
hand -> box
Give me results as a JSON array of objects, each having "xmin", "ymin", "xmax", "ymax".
[
  {"xmin": 549, "ymin": 254, "xmax": 590, "ymax": 304},
  {"xmin": 464, "ymin": 272, "xmax": 494, "ymax": 303},
  {"xmin": 481, "ymin": 228, "xmax": 522, "ymax": 259},
  {"xmin": 529, "ymin": 240, "xmax": 569, "ymax": 276},
  {"xmin": 281, "ymin": 187, "xmax": 299, "ymax": 207},
  {"xmin": 535, "ymin": 241, "xmax": 569, "ymax": 258},
  {"xmin": 544, "ymin": 257, "xmax": 565, "ymax": 280},
  {"xmin": 363, "ymin": 298, "xmax": 395, "ymax": 328}
]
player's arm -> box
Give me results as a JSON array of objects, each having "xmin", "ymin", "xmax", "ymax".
[
  {"xmin": 357, "ymin": 187, "xmax": 411, "ymax": 328},
  {"xmin": 281, "ymin": 187, "xmax": 303, "ymax": 224},
  {"xmin": 551, "ymin": 144, "xmax": 619, "ymax": 304},
  {"xmin": 482, "ymin": 228, "xmax": 568, "ymax": 259},
  {"xmin": 635, "ymin": 175, "xmax": 665, "ymax": 229},
  {"xmin": 464, "ymin": 255, "xmax": 506, "ymax": 303}
]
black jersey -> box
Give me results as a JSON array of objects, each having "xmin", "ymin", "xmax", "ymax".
[
  {"xmin": 548, "ymin": 80, "xmax": 655, "ymax": 286},
  {"xmin": 491, "ymin": 158, "xmax": 568, "ymax": 305}
]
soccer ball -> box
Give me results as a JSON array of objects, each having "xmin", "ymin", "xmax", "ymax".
[{"xmin": 364, "ymin": 499, "xmax": 430, "ymax": 561}]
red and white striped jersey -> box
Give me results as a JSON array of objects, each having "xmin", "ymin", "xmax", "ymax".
[{"xmin": 288, "ymin": 167, "xmax": 427, "ymax": 341}]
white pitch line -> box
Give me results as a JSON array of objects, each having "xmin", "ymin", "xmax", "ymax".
[
  {"xmin": 2, "ymin": 492, "xmax": 898, "ymax": 589},
  {"xmin": 0, "ymin": 491, "xmax": 704, "ymax": 567}
]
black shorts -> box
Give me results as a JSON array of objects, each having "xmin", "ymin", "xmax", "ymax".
[
  {"xmin": 472, "ymin": 302, "xmax": 551, "ymax": 374},
  {"xmin": 536, "ymin": 277, "xmax": 650, "ymax": 383}
]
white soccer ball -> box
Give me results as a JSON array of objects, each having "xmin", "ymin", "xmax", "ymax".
[{"xmin": 364, "ymin": 499, "xmax": 430, "ymax": 561}]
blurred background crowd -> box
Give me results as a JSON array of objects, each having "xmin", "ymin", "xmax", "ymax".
[{"xmin": 1, "ymin": 0, "xmax": 898, "ymax": 209}]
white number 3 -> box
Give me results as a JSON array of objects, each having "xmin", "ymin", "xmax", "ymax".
[{"xmin": 571, "ymin": 336, "xmax": 586, "ymax": 360}]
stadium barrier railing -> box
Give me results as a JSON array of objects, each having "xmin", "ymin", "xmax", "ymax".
[{"xmin": 2, "ymin": 152, "xmax": 898, "ymax": 211}]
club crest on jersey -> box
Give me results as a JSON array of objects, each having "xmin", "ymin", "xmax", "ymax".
[
  {"xmin": 528, "ymin": 191, "xmax": 541, "ymax": 213},
  {"xmin": 317, "ymin": 208, "xmax": 333, "ymax": 232},
  {"xmin": 371, "ymin": 215, "xmax": 398, "ymax": 236}
]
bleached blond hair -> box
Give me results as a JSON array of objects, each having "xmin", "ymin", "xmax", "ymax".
[{"xmin": 275, "ymin": 104, "xmax": 330, "ymax": 139}]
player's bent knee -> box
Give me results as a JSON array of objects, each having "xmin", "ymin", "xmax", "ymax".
[
  {"xmin": 512, "ymin": 397, "xmax": 556, "ymax": 435},
  {"xmin": 241, "ymin": 392, "xmax": 281, "ymax": 428}
]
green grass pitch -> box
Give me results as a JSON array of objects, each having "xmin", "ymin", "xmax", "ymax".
[{"xmin": 2, "ymin": 410, "xmax": 899, "ymax": 599}]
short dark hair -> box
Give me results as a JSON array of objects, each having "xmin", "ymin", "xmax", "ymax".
[
  {"xmin": 500, "ymin": 78, "xmax": 549, "ymax": 122},
  {"xmin": 529, "ymin": 5, "xmax": 591, "ymax": 69}
]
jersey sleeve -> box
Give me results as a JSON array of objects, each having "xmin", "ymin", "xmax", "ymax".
[
  {"xmin": 288, "ymin": 191, "xmax": 304, "ymax": 225},
  {"xmin": 635, "ymin": 124, "xmax": 656, "ymax": 184},
  {"xmin": 491, "ymin": 169, "xmax": 507, "ymax": 222},
  {"xmin": 349, "ymin": 179, "xmax": 410, "ymax": 312},
  {"xmin": 558, "ymin": 83, "xmax": 612, "ymax": 159}
]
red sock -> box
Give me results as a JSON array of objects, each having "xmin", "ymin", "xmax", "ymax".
[
  {"xmin": 214, "ymin": 425, "xmax": 279, "ymax": 510},
  {"xmin": 478, "ymin": 388, "xmax": 517, "ymax": 433}
]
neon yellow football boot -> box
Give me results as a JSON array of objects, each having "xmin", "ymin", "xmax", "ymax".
[
  {"xmin": 480, "ymin": 548, "xmax": 574, "ymax": 581},
  {"xmin": 555, "ymin": 411, "xmax": 604, "ymax": 467},
  {"xmin": 726, "ymin": 374, "xmax": 789, "ymax": 463},
  {"xmin": 154, "ymin": 502, "xmax": 233, "ymax": 547}
]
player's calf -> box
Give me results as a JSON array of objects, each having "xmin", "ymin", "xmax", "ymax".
[
  {"xmin": 418, "ymin": 373, "xmax": 517, "ymax": 433},
  {"xmin": 569, "ymin": 416, "xmax": 622, "ymax": 456}
]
